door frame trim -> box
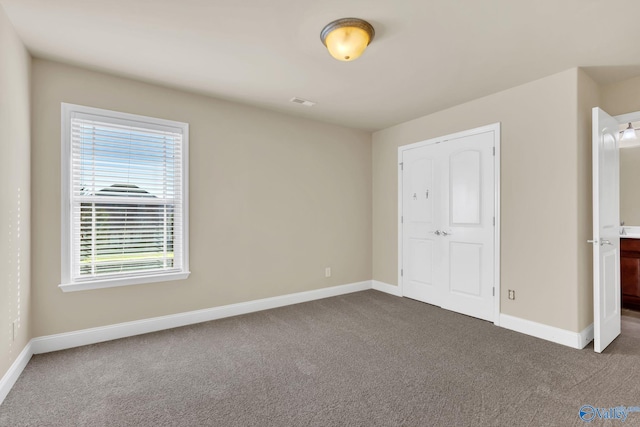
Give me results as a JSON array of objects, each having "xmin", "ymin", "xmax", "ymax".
[{"xmin": 397, "ymin": 122, "xmax": 501, "ymax": 325}]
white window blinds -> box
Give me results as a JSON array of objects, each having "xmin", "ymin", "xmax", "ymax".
[{"xmin": 61, "ymin": 104, "xmax": 189, "ymax": 290}]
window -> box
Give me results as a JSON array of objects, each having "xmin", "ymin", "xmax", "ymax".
[{"xmin": 60, "ymin": 103, "xmax": 189, "ymax": 291}]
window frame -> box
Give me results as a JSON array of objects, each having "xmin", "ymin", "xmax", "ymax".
[{"xmin": 60, "ymin": 103, "xmax": 190, "ymax": 292}]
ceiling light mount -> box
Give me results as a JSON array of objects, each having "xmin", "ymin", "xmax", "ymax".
[{"xmin": 320, "ymin": 18, "xmax": 375, "ymax": 62}]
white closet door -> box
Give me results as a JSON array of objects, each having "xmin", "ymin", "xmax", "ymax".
[
  {"xmin": 401, "ymin": 128, "xmax": 496, "ymax": 322},
  {"xmin": 402, "ymin": 142, "xmax": 444, "ymax": 307},
  {"xmin": 439, "ymin": 132, "xmax": 495, "ymax": 321}
]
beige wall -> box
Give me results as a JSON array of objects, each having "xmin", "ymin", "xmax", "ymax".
[
  {"xmin": 576, "ymin": 69, "xmax": 599, "ymax": 331},
  {"xmin": 20, "ymin": 50, "xmax": 640, "ymax": 363},
  {"xmin": 602, "ymin": 74, "xmax": 640, "ymax": 117},
  {"xmin": 31, "ymin": 59, "xmax": 372, "ymax": 337},
  {"xmin": 373, "ymin": 69, "xmax": 589, "ymax": 332},
  {"xmin": 601, "ymin": 75, "xmax": 640, "ymax": 226},
  {"xmin": 0, "ymin": 6, "xmax": 31, "ymax": 380}
]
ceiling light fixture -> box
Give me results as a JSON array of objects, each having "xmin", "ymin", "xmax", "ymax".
[
  {"xmin": 620, "ymin": 123, "xmax": 640, "ymax": 148},
  {"xmin": 320, "ymin": 18, "xmax": 375, "ymax": 62},
  {"xmin": 621, "ymin": 122, "xmax": 637, "ymax": 141}
]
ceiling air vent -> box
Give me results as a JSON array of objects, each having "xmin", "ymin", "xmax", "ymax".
[{"xmin": 290, "ymin": 97, "xmax": 316, "ymax": 107}]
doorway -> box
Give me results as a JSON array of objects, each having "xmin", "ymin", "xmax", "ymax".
[
  {"xmin": 398, "ymin": 123, "xmax": 500, "ymax": 323},
  {"xmin": 619, "ymin": 119, "xmax": 640, "ymax": 315},
  {"xmin": 592, "ymin": 108, "xmax": 640, "ymax": 352}
]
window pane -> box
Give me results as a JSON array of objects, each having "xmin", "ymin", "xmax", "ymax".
[
  {"xmin": 79, "ymin": 201, "xmax": 175, "ymax": 276},
  {"xmin": 63, "ymin": 104, "xmax": 187, "ymax": 287}
]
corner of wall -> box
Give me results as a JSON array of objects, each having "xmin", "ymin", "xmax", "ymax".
[
  {"xmin": 601, "ymin": 73, "xmax": 640, "ymax": 116},
  {"xmin": 575, "ymin": 68, "xmax": 601, "ymax": 332},
  {"xmin": 0, "ymin": 2, "xmax": 33, "ymax": 387}
]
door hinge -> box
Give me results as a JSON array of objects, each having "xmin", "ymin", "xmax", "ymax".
[
  {"xmin": 492, "ymin": 287, "xmax": 495, "ymax": 297},
  {"xmin": 399, "ymin": 162, "xmax": 403, "ymax": 170},
  {"xmin": 493, "ymin": 217, "xmax": 495, "ymax": 226},
  {"xmin": 401, "ymin": 216, "xmax": 403, "ymax": 223},
  {"xmin": 401, "ymin": 269, "xmax": 403, "ymax": 277},
  {"xmin": 492, "ymin": 146, "xmax": 495, "ymax": 156}
]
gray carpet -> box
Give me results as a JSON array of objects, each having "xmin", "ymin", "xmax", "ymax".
[{"xmin": 1, "ymin": 290, "xmax": 640, "ymax": 426}]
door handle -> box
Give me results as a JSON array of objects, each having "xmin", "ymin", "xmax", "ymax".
[
  {"xmin": 441, "ymin": 231, "xmax": 451, "ymax": 236},
  {"xmin": 600, "ymin": 239, "xmax": 612, "ymax": 246},
  {"xmin": 433, "ymin": 230, "xmax": 441, "ymax": 236},
  {"xmin": 587, "ymin": 239, "xmax": 597, "ymax": 244}
]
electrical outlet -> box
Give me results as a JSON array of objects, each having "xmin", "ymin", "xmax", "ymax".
[
  {"xmin": 325, "ymin": 267, "xmax": 331, "ymax": 278},
  {"xmin": 508, "ymin": 290, "xmax": 516, "ymax": 300}
]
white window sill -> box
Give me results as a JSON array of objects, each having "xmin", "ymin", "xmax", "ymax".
[{"xmin": 59, "ymin": 271, "xmax": 190, "ymax": 292}]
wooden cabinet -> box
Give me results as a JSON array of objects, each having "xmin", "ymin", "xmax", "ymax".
[{"xmin": 621, "ymin": 238, "xmax": 640, "ymax": 311}]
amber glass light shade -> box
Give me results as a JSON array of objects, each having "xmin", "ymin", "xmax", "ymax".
[{"xmin": 321, "ymin": 18, "xmax": 375, "ymax": 62}]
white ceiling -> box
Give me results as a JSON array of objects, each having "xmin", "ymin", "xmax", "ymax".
[{"xmin": 3, "ymin": 0, "xmax": 640, "ymax": 131}]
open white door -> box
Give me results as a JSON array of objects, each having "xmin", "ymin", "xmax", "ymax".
[{"xmin": 592, "ymin": 107, "xmax": 621, "ymax": 353}]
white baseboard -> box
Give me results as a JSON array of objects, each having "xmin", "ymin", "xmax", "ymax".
[
  {"xmin": 2, "ymin": 281, "xmax": 372, "ymax": 405},
  {"xmin": 499, "ymin": 314, "xmax": 593, "ymax": 349},
  {"xmin": 3, "ymin": 280, "xmax": 598, "ymax": 406},
  {"xmin": 579, "ymin": 323, "xmax": 594, "ymax": 349},
  {"xmin": 31, "ymin": 280, "xmax": 372, "ymax": 355},
  {"xmin": 0, "ymin": 342, "xmax": 33, "ymax": 405},
  {"xmin": 372, "ymin": 280, "xmax": 402, "ymax": 297}
]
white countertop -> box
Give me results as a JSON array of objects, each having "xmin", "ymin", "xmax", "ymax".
[{"xmin": 621, "ymin": 226, "xmax": 640, "ymax": 239}]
